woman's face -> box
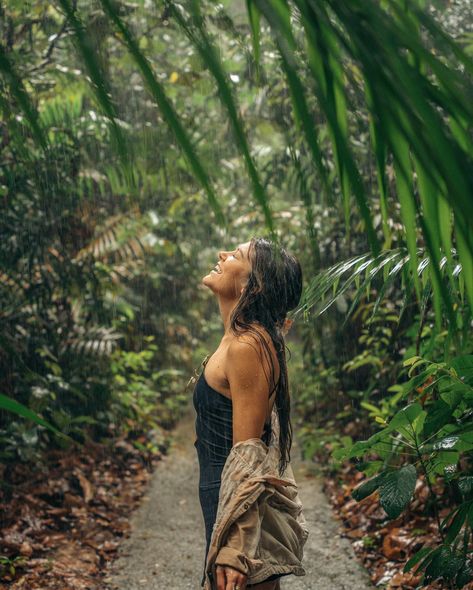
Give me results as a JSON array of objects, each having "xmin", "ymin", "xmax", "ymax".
[{"xmin": 202, "ymin": 241, "xmax": 252, "ymax": 299}]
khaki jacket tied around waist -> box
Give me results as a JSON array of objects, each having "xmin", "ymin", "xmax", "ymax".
[{"xmin": 203, "ymin": 408, "xmax": 309, "ymax": 589}]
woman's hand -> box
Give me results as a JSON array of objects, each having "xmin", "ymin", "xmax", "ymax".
[{"xmin": 215, "ymin": 564, "xmax": 247, "ymax": 590}]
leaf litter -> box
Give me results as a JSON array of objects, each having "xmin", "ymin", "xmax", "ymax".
[
  {"xmin": 324, "ymin": 462, "xmax": 473, "ymax": 590},
  {"xmin": 0, "ymin": 436, "xmax": 166, "ymax": 590}
]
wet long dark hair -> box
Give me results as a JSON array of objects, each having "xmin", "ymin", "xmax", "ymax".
[{"xmin": 230, "ymin": 237, "xmax": 303, "ymax": 476}]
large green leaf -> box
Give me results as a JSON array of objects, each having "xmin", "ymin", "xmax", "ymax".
[
  {"xmin": 293, "ymin": 246, "xmax": 467, "ymax": 332},
  {"xmin": 379, "ymin": 464, "xmax": 417, "ymax": 519},
  {"xmin": 444, "ymin": 503, "xmax": 471, "ymax": 544},
  {"xmin": 424, "ymin": 545, "xmax": 464, "ymax": 581},
  {"xmin": 403, "ymin": 545, "xmax": 434, "ymax": 573},
  {"xmin": 388, "ymin": 403, "xmax": 424, "ymax": 433},
  {"xmin": 450, "ymin": 355, "xmax": 473, "ymax": 386},
  {"xmin": 458, "ymin": 476, "xmax": 473, "ymax": 499},
  {"xmin": 246, "ymin": 0, "xmax": 261, "ymax": 67},
  {"xmin": 0, "ymin": 393, "xmax": 63, "ymax": 437},
  {"xmin": 422, "ymin": 400, "xmax": 454, "ymax": 437},
  {"xmin": 351, "ymin": 472, "xmax": 386, "ymax": 501}
]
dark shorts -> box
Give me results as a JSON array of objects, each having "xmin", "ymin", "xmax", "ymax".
[{"xmin": 199, "ymin": 482, "xmax": 221, "ymax": 568}]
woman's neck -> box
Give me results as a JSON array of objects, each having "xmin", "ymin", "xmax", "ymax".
[{"xmin": 217, "ymin": 296, "xmax": 240, "ymax": 334}]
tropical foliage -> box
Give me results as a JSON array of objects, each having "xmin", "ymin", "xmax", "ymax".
[{"xmin": 1, "ymin": 0, "xmax": 472, "ymax": 587}]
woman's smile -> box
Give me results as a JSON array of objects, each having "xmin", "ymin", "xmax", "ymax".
[{"xmin": 208, "ymin": 250, "xmax": 242, "ymax": 275}]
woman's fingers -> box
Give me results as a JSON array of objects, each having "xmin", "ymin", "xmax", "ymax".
[
  {"xmin": 216, "ymin": 564, "xmax": 247, "ymax": 590},
  {"xmin": 216, "ymin": 565, "xmax": 226, "ymax": 590},
  {"xmin": 217, "ymin": 565, "xmax": 245, "ymax": 590},
  {"xmin": 224, "ymin": 566, "xmax": 247, "ymax": 590}
]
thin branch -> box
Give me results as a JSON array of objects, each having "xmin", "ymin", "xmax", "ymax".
[{"xmin": 27, "ymin": 1, "xmax": 76, "ymax": 75}]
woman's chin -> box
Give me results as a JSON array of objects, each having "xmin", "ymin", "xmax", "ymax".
[
  {"xmin": 202, "ymin": 274, "xmax": 221, "ymax": 295},
  {"xmin": 202, "ymin": 273, "xmax": 214, "ymax": 287}
]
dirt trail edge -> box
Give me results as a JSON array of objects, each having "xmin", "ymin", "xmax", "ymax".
[{"xmin": 104, "ymin": 403, "xmax": 373, "ymax": 590}]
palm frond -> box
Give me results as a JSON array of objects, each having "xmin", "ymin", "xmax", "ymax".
[
  {"xmin": 98, "ymin": 0, "xmax": 226, "ymax": 227},
  {"xmin": 255, "ymin": 0, "xmax": 381, "ymax": 253},
  {"xmin": 294, "ymin": 247, "xmax": 466, "ymax": 331},
  {"xmin": 248, "ymin": 0, "xmax": 473, "ymax": 330},
  {"xmin": 169, "ymin": 1, "xmax": 275, "ymax": 235},
  {"xmin": 0, "ymin": 45, "xmax": 46, "ymax": 148},
  {"xmin": 56, "ymin": 0, "xmax": 128, "ymax": 167}
]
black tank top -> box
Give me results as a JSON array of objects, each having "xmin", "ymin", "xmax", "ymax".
[{"xmin": 193, "ymin": 369, "xmax": 272, "ymax": 467}]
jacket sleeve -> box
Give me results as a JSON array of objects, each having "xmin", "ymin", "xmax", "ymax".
[{"xmin": 214, "ymin": 497, "xmax": 263, "ymax": 575}]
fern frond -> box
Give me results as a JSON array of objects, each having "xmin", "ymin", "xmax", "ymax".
[
  {"xmin": 62, "ymin": 326, "xmax": 122, "ymax": 357},
  {"xmin": 74, "ymin": 209, "xmax": 147, "ymax": 266}
]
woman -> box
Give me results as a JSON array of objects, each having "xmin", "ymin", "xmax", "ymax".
[{"xmin": 193, "ymin": 237, "xmax": 307, "ymax": 590}]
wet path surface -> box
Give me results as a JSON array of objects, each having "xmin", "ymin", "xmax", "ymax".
[{"xmin": 105, "ymin": 404, "xmax": 373, "ymax": 590}]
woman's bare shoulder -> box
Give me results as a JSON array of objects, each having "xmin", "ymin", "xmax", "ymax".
[
  {"xmin": 225, "ymin": 326, "xmax": 276, "ymax": 391},
  {"xmin": 231, "ymin": 322, "xmax": 275, "ymax": 352},
  {"xmin": 228, "ymin": 323, "xmax": 279, "ymax": 382}
]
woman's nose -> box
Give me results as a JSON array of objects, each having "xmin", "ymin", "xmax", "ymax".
[{"xmin": 218, "ymin": 251, "xmax": 227, "ymax": 261}]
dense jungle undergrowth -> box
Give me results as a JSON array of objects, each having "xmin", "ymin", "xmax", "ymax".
[{"xmin": 1, "ymin": 0, "xmax": 472, "ymax": 588}]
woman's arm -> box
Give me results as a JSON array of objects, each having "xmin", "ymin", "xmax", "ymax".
[
  {"xmin": 227, "ymin": 334, "xmax": 274, "ymax": 445},
  {"xmin": 214, "ymin": 334, "xmax": 275, "ymax": 588}
]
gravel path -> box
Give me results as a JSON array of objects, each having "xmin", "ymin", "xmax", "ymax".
[{"xmin": 104, "ymin": 404, "xmax": 373, "ymax": 590}]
